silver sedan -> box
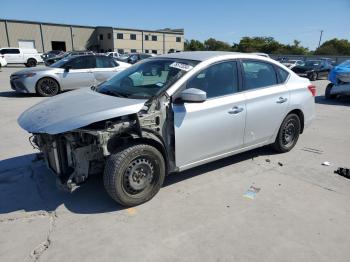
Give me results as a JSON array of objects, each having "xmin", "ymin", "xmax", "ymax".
[
  {"xmin": 10, "ymin": 54, "xmax": 130, "ymax": 96},
  {"xmin": 18, "ymin": 51, "xmax": 315, "ymax": 206}
]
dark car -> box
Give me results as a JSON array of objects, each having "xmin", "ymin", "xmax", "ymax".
[
  {"xmin": 292, "ymin": 59, "xmax": 333, "ymax": 81},
  {"xmin": 41, "ymin": 50, "xmax": 64, "ymax": 61},
  {"xmin": 44, "ymin": 51, "xmax": 94, "ymax": 66},
  {"xmin": 116, "ymin": 53, "xmax": 153, "ymax": 64}
]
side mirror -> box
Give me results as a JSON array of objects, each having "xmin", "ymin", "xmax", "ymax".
[
  {"xmin": 180, "ymin": 88, "xmax": 207, "ymax": 103},
  {"xmin": 64, "ymin": 65, "xmax": 72, "ymax": 72}
]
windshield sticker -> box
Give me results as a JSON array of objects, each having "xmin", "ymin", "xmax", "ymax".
[{"xmin": 169, "ymin": 62, "xmax": 193, "ymax": 72}]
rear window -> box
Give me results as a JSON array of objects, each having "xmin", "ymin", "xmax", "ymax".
[{"xmin": 276, "ymin": 66, "xmax": 289, "ymax": 83}]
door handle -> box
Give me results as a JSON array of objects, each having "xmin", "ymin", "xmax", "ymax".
[
  {"xmin": 276, "ymin": 97, "xmax": 288, "ymax": 104},
  {"xmin": 228, "ymin": 106, "xmax": 244, "ymax": 114}
]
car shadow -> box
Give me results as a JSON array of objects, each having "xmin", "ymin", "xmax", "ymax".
[
  {"xmin": 315, "ymin": 95, "xmax": 350, "ymax": 106},
  {"xmin": 0, "ymin": 91, "xmax": 38, "ymax": 98},
  {"xmin": 0, "ymin": 147, "xmax": 276, "ymax": 215}
]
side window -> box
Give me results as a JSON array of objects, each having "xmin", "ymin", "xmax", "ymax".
[
  {"xmin": 242, "ymin": 60, "xmax": 277, "ymax": 90},
  {"xmin": 66, "ymin": 56, "xmax": 95, "ymax": 69},
  {"xmin": 10, "ymin": 49, "xmax": 20, "ymax": 54},
  {"xmin": 276, "ymin": 66, "xmax": 289, "ymax": 83},
  {"xmin": 187, "ymin": 61, "xmax": 238, "ymax": 99},
  {"xmin": 96, "ymin": 56, "xmax": 115, "ymax": 68}
]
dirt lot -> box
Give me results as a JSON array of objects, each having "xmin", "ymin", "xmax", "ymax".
[{"xmin": 1, "ymin": 66, "xmax": 350, "ymax": 262}]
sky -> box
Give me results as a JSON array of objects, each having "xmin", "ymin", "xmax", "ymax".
[{"xmin": 1, "ymin": 0, "xmax": 349, "ymax": 50}]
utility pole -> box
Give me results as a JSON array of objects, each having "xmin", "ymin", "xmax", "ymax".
[{"xmin": 318, "ymin": 30, "xmax": 323, "ymax": 48}]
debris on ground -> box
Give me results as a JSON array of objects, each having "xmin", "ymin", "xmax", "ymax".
[
  {"xmin": 265, "ymin": 159, "xmax": 271, "ymax": 163},
  {"xmin": 322, "ymin": 161, "xmax": 331, "ymax": 166},
  {"xmin": 243, "ymin": 186, "xmax": 261, "ymax": 200},
  {"xmin": 334, "ymin": 167, "xmax": 350, "ymax": 179},
  {"xmin": 278, "ymin": 162, "xmax": 283, "ymax": 167}
]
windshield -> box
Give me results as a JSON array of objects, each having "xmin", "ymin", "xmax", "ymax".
[
  {"xmin": 339, "ymin": 60, "xmax": 350, "ymax": 67},
  {"xmin": 50, "ymin": 57, "xmax": 71, "ymax": 68},
  {"xmin": 303, "ymin": 61, "xmax": 321, "ymax": 67},
  {"xmin": 96, "ymin": 58, "xmax": 198, "ymax": 99}
]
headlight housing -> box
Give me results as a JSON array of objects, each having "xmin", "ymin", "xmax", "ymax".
[{"xmin": 22, "ymin": 73, "xmax": 37, "ymax": 78}]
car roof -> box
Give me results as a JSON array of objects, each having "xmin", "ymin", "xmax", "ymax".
[{"xmin": 157, "ymin": 51, "xmax": 244, "ymax": 62}]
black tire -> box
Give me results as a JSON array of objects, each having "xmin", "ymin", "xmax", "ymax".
[
  {"xmin": 272, "ymin": 113, "xmax": 301, "ymax": 153},
  {"xmin": 25, "ymin": 58, "xmax": 37, "ymax": 67},
  {"xmin": 309, "ymin": 72, "xmax": 318, "ymax": 81},
  {"xmin": 325, "ymin": 83, "xmax": 336, "ymax": 99},
  {"xmin": 36, "ymin": 77, "xmax": 60, "ymax": 97},
  {"xmin": 103, "ymin": 143, "xmax": 166, "ymax": 207}
]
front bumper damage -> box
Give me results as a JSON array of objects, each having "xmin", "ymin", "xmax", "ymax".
[{"xmin": 34, "ymin": 131, "xmax": 106, "ymax": 191}]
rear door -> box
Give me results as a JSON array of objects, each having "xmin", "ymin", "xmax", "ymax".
[
  {"xmin": 241, "ymin": 60, "xmax": 290, "ymax": 147},
  {"xmin": 93, "ymin": 56, "xmax": 119, "ymax": 84},
  {"xmin": 173, "ymin": 60, "xmax": 246, "ymax": 169},
  {"xmin": 59, "ymin": 56, "xmax": 95, "ymax": 89}
]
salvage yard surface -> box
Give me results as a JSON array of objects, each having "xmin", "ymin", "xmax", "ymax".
[{"xmin": 1, "ymin": 66, "xmax": 350, "ymax": 262}]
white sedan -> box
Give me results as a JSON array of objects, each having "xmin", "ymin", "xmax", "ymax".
[{"xmin": 10, "ymin": 55, "xmax": 131, "ymax": 96}]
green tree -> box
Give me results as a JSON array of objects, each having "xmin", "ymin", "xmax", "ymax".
[
  {"xmin": 314, "ymin": 38, "xmax": 350, "ymax": 55},
  {"xmin": 184, "ymin": 39, "xmax": 205, "ymax": 51},
  {"xmin": 203, "ymin": 38, "xmax": 231, "ymax": 51}
]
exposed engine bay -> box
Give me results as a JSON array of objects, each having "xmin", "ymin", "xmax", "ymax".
[{"xmin": 32, "ymin": 95, "xmax": 175, "ymax": 191}]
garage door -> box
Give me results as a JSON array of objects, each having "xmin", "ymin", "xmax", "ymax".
[{"xmin": 18, "ymin": 40, "xmax": 35, "ymax": 49}]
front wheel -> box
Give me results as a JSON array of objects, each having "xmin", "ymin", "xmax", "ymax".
[
  {"xmin": 36, "ymin": 77, "xmax": 60, "ymax": 97},
  {"xmin": 272, "ymin": 113, "xmax": 301, "ymax": 153},
  {"xmin": 25, "ymin": 58, "xmax": 37, "ymax": 67},
  {"xmin": 103, "ymin": 143, "xmax": 166, "ymax": 207}
]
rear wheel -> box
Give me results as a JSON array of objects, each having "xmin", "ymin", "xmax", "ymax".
[
  {"xmin": 25, "ymin": 58, "xmax": 37, "ymax": 67},
  {"xmin": 103, "ymin": 143, "xmax": 166, "ymax": 207},
  {"xmin": 325, "ymin": 83, "xmax": 336, "ymax": 99},
  {"xmin": 36, "ymin": 78, "xmax": 60, "ymax": 97},
  {"xmin": 272, "ymin": 113, "xmax": 301, "ymax": 153}
]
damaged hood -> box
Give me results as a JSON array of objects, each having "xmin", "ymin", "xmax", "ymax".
[{"xmin": 18, "ymin": 88, "xmax": 147, "ymax": 134}]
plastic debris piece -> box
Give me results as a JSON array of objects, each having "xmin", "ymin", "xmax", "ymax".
[
  {"xmin": 334, "ymin": 167, "xmax": 350, "ymax": 179},
  {"xmin": 322, "ymin": 161, "xmax": 331, "ymax": 166},
  {"xmin": 278, "ymin": 162, "xmax": 283, "ymax": 166},
  {"xmin": 243, "ymin": 186, "xmax": 261, "ymax": 200}
]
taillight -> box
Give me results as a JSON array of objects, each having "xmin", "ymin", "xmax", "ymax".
[{"xmin": 308, "ymin": 84, "xmax": 316, "ymax": 97}]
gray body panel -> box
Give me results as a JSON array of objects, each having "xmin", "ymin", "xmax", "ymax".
[{"xmin": 18, "ymin": 88, "xmax": 147, "ymax": 134}]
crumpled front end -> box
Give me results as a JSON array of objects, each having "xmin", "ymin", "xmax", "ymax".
[{"xmin": 32, "ymin": 114, "xmax": 145, "ymax": 191}]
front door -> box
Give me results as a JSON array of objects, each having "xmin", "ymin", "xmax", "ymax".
[
  {"xmin": 59, "ymin": 56, "xmax": 95, "ymax": 89},
  {"xmin": 173, "ymin": 61, "xmax": 246, "ymax": 169},
  {"xmin": 241, "ymin": 60, "xmax": 290, "ymax": 146}
]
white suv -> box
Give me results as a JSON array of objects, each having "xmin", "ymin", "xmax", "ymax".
[{"xmin": 0, "ymin": 48, "xmax": 43, "ymax": 67}]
